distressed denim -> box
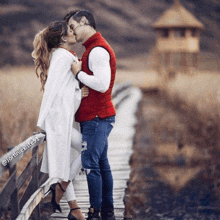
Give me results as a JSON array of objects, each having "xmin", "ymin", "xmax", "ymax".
[{"xmin": 80, "ymin": 116, "xmax": 115, "ymax": 211}]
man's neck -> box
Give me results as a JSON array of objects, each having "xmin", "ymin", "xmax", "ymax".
[{"xmin": 82, "ymin": 29, "xmax": 97, "ymax": 44}]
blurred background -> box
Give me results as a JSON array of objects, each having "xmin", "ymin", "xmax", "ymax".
[
  {"xmin": 0, "ymin": 0, "xmax": 220, "ymax": 68},
  {"xmin": 1, "ymin": 0, "xmax": 220, "ymax": 218},
  {"xmin": 0, "ymin": 0, "xmax": 220, "ymax": 176}
]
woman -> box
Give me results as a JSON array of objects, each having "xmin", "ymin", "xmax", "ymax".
[{"xmin": 32, "ymin": 21, "xmax": 87, "ymax": 220}]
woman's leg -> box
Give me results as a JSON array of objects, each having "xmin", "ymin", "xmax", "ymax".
[
  {"xmin": 56, "ymin": 138, "xmax": 81, "ymax": 204},
  {"xmin": 55, "ymin": 180, "xmax": 70, "ymax": 204},
  {"xmin": 65, "ymin": 182, "xmax": 85, "ymax": 220},
  {"xmin": 68, "ymin": 200, "xmax": 85, "ymax": 220},
  {"xmin": 69, "ymin": 154, "xmax": 82, "ymax": 180},
  {"xmin": 71, "ymin": 127, "xmax": 82, "ymax": 153}
]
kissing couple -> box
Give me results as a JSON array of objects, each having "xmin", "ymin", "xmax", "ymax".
[{"xmin": 32, "ymin": 9, "xmax": 116, "ymax": 220}]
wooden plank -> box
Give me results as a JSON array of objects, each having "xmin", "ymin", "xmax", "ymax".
[
  {"xmin": 17, "ymin": 149, "xmax": 38, "ymax": 191},
  {"xmin": 112, "ymin": 81, "xmax": 132, "ymax": 99},
  {"xmin": 39, "ymin": 172, "xmax": 49, "ymax": 186},
  {"xmin": 30, "ymin": 146, "xmax": 41, "ymax": 220},
  {"xmin": 37, "ymin": 157, "xmax": 49, "ymax": 186},
  {"xmin": 9, "ymin": 162, "xmax": 19, "ymax": 220},
  {"xmin": 19, "ymin": 148, "xmax": 39, "ymax": 211},
  {"xmin": 50, "ymin": 208, "xmax": 125, "ymax": 220},
  {"xmin": 0, "ymin": 169, "xmax": 16, "ymax": 215},
  {"xmin": 0, "ymin": 133, "xmax": 45, "ymax": 178},
  {"xmin": 17, "ymin": 178, "xmax": 59, "ymax": 220}
]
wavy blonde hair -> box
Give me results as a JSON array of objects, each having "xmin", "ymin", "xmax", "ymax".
[{"xmin": 32, "ymin": 21, "xmax": 68, "ymax": 91}]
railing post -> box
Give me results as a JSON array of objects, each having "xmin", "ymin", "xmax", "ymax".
[
  {"xmin": 31, "ymin": 145, "xmax": 41, "ymax": 219},
  {"xmin": 8, "ymin": 146, "xmax": 20, "ymax": 220}
]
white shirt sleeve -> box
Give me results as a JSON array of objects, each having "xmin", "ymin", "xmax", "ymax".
[{"xmin": 77, "ymin": 47, "xmax": 111, "ymax": 93}]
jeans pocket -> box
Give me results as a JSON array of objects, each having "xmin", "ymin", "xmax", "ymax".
[
  {"xmin": 81, "ymin": 121, "xmax": 97, "ymax": 135},
  {"xmin": 105, "ymin": 122, "xmax": 114, "ymax": 137}
]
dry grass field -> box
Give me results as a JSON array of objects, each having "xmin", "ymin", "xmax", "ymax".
[
  {"xmin": 0, "ymin": 66, "xmax": 43, "ymax": 191},
  {"xmin": 0, "ymin": 63, "xmax": 220, "ymax": 157},
  {"xmin": 124, "ymin": 65, "xmax": 220, "ymax": 218},
  {"xmin": 0, "ymin": 66, "xmax": 42, "ymax": 155},
  {"xmin": 0, "ymin": 61, "xmax": 220, "ymax": 205},
  {"xmin": 163, "ymin": 70, "xmax": 220, "ymax": 113},
  {"xmin": 0, "ymin": 56, "xmax": 148, "ymax": 154}
]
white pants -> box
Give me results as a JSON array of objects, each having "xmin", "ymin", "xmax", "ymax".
[
  {"xmin": 61, "ymin": 155, "xmax": 82, "ymax": 201},
  {"xmin": 64, "ymin": 181, "xmax": 76, "ymax": 202},
  {"xmin": 60, "ymin": 127, "xmax": 82, "ymax": 202},
  {"xmin": 65, "ymin": 145, "xmax": 82, "ymax": 202}
]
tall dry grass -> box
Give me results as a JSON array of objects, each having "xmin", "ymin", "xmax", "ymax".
[
  {"xmin": 0, "ymin": 66, "xmax": 42, "ymax": 156},
  {"xmin": 126, "ymin": 70, "xmax": 220, "ymax": 218},
  {"xmin": 0, "ymin": 65, "xmax": 44, "ymax": 192},
  {"xmin": 152, "ymin": 70, "xmax": 220, "ymax": 187},
  {"xmin": 162, "ymin": 70, "xmax": 220, "ymax": 114}
]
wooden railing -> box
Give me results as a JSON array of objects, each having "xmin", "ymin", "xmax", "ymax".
[
  {"xmin": 0, "ymin": 82, "xmax": 132, "ymax": 220},
  {"xmin": 0, "ymin": 132, "xmax": 48, "ymax": 220}
]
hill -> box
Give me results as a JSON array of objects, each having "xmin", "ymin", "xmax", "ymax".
[{"xmin": 0, "ymin": 0, "xmax": 220, "ymax": 67}]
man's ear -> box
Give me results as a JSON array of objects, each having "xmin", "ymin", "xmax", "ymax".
[{"xmin": 80, "ymin": 16, "xmax": 89, "ymax": 25}]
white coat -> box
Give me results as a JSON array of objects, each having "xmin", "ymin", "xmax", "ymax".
[{"xmin": 37, "ymin": 48, "xmax": 82, "ymax": 182}]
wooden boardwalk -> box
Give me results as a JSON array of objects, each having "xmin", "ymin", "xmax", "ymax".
[{"xmin": 50, "ymin": 85, "xmax": 142, "ymax": 220}]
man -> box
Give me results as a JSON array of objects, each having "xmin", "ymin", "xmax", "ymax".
[{"xmin": 65, "ymin": 10, "xmax": 116, "ymax": 220}]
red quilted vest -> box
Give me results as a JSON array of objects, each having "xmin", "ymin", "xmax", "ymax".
[{"xmin": 75, "ymin": 32, "xmax": 116, "ymax": 122}]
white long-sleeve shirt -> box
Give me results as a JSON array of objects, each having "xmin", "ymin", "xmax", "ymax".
[{"xmin": 77, "ymin": 47, "xmax": 111, "ymax": 93}]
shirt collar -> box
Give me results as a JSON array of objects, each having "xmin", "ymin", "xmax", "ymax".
[{"xmin": 83, "ymin": 32, "xmax": 102, "ymax": 49}]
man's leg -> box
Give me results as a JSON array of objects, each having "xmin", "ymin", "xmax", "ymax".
[
  {"xmin": 81, "ymin": 117, "xmax": 115, "ymax": 219},
  {"xmin": 81, "ymin": 118, "xmax": 106, "ymax": 219},
  {"xmin": 100, "ymin": 158, "xmax": 113, "ymax": 210},
  {"xmin": 99, "ymin": 117, "xmax": 115, "ymax": 219}
]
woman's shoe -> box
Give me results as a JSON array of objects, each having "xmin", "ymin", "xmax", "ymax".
[
  {"xmin": 67, "ymin": 207, "xmax": 81, "ymax": 220},
  {"xmin": 46, "ymin": 182, "xmax": 66, "ymax": 213}
]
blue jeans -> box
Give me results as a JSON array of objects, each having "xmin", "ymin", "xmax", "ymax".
[{"xmin": 80, "ymin": 116, "xmax": 115, "ymax": 211}]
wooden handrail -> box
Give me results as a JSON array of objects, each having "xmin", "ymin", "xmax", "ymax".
[
  {"xmin": 17, "ymin": 177, "xmax": 59, "ymax": 220},
  {"xmin": 0, "ymin": 133, "xmax": 45, "ymax": 178},
  {"xmin": 0, "ymin": 132, "xmax": 46, "ymax": 220}
]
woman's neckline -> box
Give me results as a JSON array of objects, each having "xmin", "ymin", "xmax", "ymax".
[{"xmin": 57, "ymin": 46, "xmax": 76, "ymax": 56}]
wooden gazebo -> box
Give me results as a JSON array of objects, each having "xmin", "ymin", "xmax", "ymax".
[{"xmin": 152, "ymin": 0, "xmax": 204, "ymax": 74}]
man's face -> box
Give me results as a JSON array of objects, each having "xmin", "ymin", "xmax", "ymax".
[{"xmin": 68, "ymin": 17, "xmax": 83, "ymax": 42}]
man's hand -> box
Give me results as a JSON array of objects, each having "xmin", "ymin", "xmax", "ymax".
[
  {"xmin": 81, "ymin": 86, "xmax": 89, "ymax": 98},
  {"xmin": 72, "ymin": 61, "xmax": 82, "ymax": 76}
]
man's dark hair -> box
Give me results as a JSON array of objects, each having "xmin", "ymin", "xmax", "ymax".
[
  {"xmin": 68, "ymin": 10, "xmax": 96, "ymax": 30},
  {"xmin": 64, "ymin": 10, "xmax": 80, "ymax": 22}
]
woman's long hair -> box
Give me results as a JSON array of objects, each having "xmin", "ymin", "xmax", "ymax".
[{"xmin": 32, "ymin": 21, "xmax": 68, "ymax": 91}]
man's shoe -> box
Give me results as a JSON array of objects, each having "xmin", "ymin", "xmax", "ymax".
[
  {"xmin": 86, "ymin": 207, "xmax": 101, "ymax": 220},
  {"xmin": 101, "ymin": 207, "xmax": 115, "ymax": 220}
]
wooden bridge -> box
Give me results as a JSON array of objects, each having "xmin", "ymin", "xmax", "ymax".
[{"xmin": 0, "ymin": 83, "xmax": 142, "ymax": 220}]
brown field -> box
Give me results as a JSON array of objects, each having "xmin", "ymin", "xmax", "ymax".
[
  {"xmin": 0, "ymin": 66, "xmax": 43, "ymax": 191},
  {"xmin": 0, "ymin": 61, "xmax": 220, "ymax": 204},
  {"xmin": 0, "ymin": 66, "xmax": 42, "ymax": 155},
  {"xmin": 0, "ymin": 64, "xmax": 220, "ymax": 157}
]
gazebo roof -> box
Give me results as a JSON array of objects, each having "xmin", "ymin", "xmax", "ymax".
[{"xmin": 152, "ymin": 0, "xmax": 204, "ymax": 29}]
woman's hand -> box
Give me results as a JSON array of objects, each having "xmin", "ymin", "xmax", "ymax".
[
  {"xmin": 81, "ymin": 86, "xmax": 89, "ymax": 98},
  {"xmin": 72, "ymin": 61, "xmax": 82, "ymax": 76}
]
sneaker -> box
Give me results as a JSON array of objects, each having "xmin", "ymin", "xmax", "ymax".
[
  {"xmin": 101, "ymin": 207, "xmax": 115, "ymax": 220},
  {"xmin": 86, "ymin": 207, "xmax": 101, "ymax": 220}
]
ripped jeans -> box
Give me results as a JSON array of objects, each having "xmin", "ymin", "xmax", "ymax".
[{"xmin": 80, "ymin": 116, "xmax": 115, "ymax": 211}]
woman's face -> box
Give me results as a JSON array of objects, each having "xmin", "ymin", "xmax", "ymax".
[
  {"xmin": 66, "ymin": 25, "xmax": 77, "ymax": 45},
  {"xmin": 68, "ymin": 17, "xmax": 84, "ymax": 43}
]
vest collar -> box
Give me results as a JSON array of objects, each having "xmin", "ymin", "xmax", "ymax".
[{"xmin": 83, "ymin": 32, "xmax": 102, "ymax": 49}]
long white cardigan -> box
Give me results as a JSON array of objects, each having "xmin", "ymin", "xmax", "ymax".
[{"xmin": 37, "ymin": 48, "xmax": 82, "ymax": 182}]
